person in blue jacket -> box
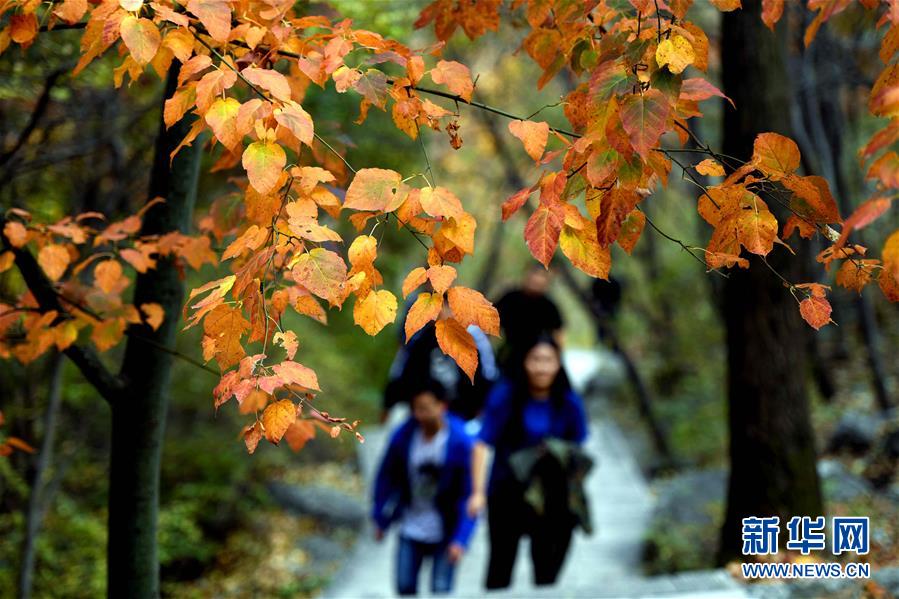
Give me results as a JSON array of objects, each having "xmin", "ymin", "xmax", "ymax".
[
  {"xmin": 372, "ymin": 379, "xmax": 477, "ymax": 596},
  {"xmin": 467, "ymin": 333, "xmax": 589, "ymax": 589}
]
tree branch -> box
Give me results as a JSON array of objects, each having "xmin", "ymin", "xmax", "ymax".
[{"xmin": 0, "ymin": 215, "xmax": 125, "ymax": 402}]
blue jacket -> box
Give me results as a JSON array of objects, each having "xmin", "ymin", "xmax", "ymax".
[{"xmin": 372, "ymin": 414, "xmax": 477, "ymax": 548}]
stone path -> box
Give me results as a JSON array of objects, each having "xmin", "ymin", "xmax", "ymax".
[{"xmin": 323, "ymin": 349, "xmax": 749, "ymax": 599}]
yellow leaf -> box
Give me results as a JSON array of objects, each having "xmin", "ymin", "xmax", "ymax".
[
  {"xmin": 655, "ymin": 34, "xmax": 696, "ymax": 74},
  {"xmin": 262, "ymin": 399, "xmax": 297, "ymax": 444},
  {"xmin": 405, "ymin": 292, "xmax": 443, "ymax": 341},
  {"xmin": 695, "ymin": 158, "xmax": 725, "ymax": 177},
  {"xmin": 140, "ymin": 303, "xmax": 165, "ymax": 330},
  {"xmin": 242, "ymin": 141, "xmax": 286, "ymax": 194},
  {"xmin": 446, "ymin": 286, "xmax": 500, "ymax": 336},
  {"xmin": 120, "ymin": 16, "xmax": 161, "ymax": 66},
  {"xmin": 354, "ymin": 289, "xmax": 397, "ymax": 335}
]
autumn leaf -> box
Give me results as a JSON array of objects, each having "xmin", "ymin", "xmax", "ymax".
[
  {"xmin": 656, "ymin": 35, "xmax": 695, "ymax": 74},
  {"xmin": 244, "ymin": 423, "xmax": 263, "ymax": 453},
  {"xmin": 508, "ymin": 120, "xmax": 550, "ymax": 162},
  {"xmin": 262, "ymin": 399, "xmax": 297, "ymax": 444},
  {"xmin": 38, "ymin": 244, "xmax": 70, "ymax": 281},
  {"xmin": 620, "ymin": 89, "xmax": 670, "ymax": 159},
  {"xmin": 435, "ymin": 317, "xmax": 478, "ymax": 381},
  {"xmin": 242, "ymin": 141, "xmax": 286, "ymax": 195},
  {"xmin": 597, "ymin": 187, "xmax": 641, "ymax": 248},
  {"xmin": 525, "ymin": 202, "xmax": 564, "ymax": 267},
  {"xmin": 752, "ymin": 132, "xmax": 800, "ymax": 180},
  {"xmin": 618, "ymin": 209, "xmax": 646, "ymax": 255},
  {"xmin": 736, "ymin": 203, "xmax": 778, "ymax": 255},
  {"xmin": 204, "ymin": 97, "xmax": 243, "ymax": 151},
  {"xmin": 271, "ymin": 360, "xmax": 320, "ymax": 391},
  {"xmin": 3, "ymin": 221, "xmax": 28, "ymax": 248},
  {"xmin": 120, "ymin": 16, "xmax": 160, "ymax": 66},
  {"xmin": 274, "ymin": 101, "xmax": 314, "ymax": 146},
  {"xmin": 762, "ymin": 0, "xmax": 785, "ymax": 30},
  {"xmin": 291, "ymin": 248, "xmax": 348, "ymax": 305},
  {"xmin": 186, "ymin": 0, "xmax": 232, "ymax": 42},
  {"xmin": 835, "ymin": 259, "xmax": 878, "ymax": 294},
  {"xmin": 430, "ymin": 60, "xmax": 473, "ymax": 101},
  {"xmin": 140, "ymin": 303, "xmax": 164, "ymax": 330},
  {"xmin": 344, "ymin": 168, "xmax": 402, "ymax": 211},
  {"xmin": 560, "ymin": 223, "xmax": 611, "ymax": 279},
  {"xmin": 285, "ymin": 419, "xmax": 316, "ymax": 451},
  {"xmin": 354, "ymin": 289, "xmax": 397, "ymax": 335},
  {"xmin": 446, "ymin": 286, "xmax": 499, "ymax": 336},
  {"xmin": 799, "ymin": 296, "xmax": 832, "ymax": 330},
  {"xmin": 273, "ymin": 330, "xmax": 298, "ymax": 359},
  {"xmin": 94, "ymin": 260, "xmax": 124, "ymax": 294},
  {"xmin": 242, "ymin": 67, "xmax": 292, "ymax": 102},
  {"xmin": 695, "ymin": 158, "xmax": 725, "ymax": 177},
  {"xmin": 402, "ymin": 267, "xmax": 428, "ymax": 298},
  {"xmin": 203, "ymin": 304, "xmax": 250, "ymax": 369},
  {"xmin": 405, "ymin": 292, "xmax": 443, "ymax": 341},
  {"xmin": 419, "ymin": 186, "xmax": 464, "ymax": 219},
  {"xmin": 427, "ymin": 265, "xmax": 457, "ymax": 294}
]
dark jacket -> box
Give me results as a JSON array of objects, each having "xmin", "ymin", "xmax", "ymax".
[{"xmin": 372, "ymin": 414, "xmax": 477, "ymax": 548}]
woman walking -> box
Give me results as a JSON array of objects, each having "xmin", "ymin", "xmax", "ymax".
[{"xmin": 468, "ymin": 334, "xmax": 590, "ymax": 589}]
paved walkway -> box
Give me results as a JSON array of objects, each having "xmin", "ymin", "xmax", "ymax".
[{"xmin": 323, "ymin": 350, "xmax": 748, "ymax": 599}]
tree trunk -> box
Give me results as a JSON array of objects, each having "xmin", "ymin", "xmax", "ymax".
[
  {"xmin": 19, "ymin": 353, "xmax": 63, "ymax": 599},
  {"xmin": 717, "ymin": 0, "xmax": 823, "ymax": 563},
  {"xmin": 106, "ymin": 69, "xmax": 202, "ymax": 598}
]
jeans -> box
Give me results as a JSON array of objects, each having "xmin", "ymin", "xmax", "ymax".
[{"xmin": 396, "ymin": 535, "xmax": 456, "ymax": 595}]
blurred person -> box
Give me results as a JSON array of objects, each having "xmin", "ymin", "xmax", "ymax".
[
  {"xmin": 467, "ymin": 334, "xmax": 591, "ymax": 589},
  {"xmin": 381, "ymin": 300, "xmax": 498, "ymax": 424},
  {"xmin": 494, "ymin": 265, "xmax": 564, "ymax": 366},
  {"xmin": 372, "ymin": 380, "xmax": 477, "ymax": 596}
]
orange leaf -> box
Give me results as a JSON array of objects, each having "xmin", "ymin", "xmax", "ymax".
[
  {"xmin": 3, "ymin": 221, "xmax": 28, "ymax": 248},
  {"xmin": 435, "ymin": 317, "xmax": 478, "ymax": 382},
  {"xmin": 140, "ymin": 303, "xmax": 165, "ymax": 330},
  {"xmin": 239, "ymin": 388, "xmax": 269, "ymax": 414},
  {"xmin": 420, "ymin": 186, "xmax": 464, "ymax": 219},
  {"xmin": 736, "ymin": 202, "xmax": 778, "ymax": 256},
  {"xmin": 762, "ymin": 0, "xmax": 785, "ymax": 30},
  {"xmin": 835, "ymin": 259, "xmax": 878, "ymax": 294},
  {"xmin": 291, "ymin": 248, "xmax": 347, "ymax": 306},
  {"xmin": 274, "ymin": 100, "xmax": 314, "ymax": 146},
  {"xmin": 94, "ymin": 260, "xmax": 124, "ymax": 294},
  {"xmin": 203, "ymin": 304, "xmax": 250, "ymax": 369},
  {"xmin": 799, "ymin": 296, "xmax": 832, "ymax": 330},
  {"xmin": 120, "ymin": 16, "xmax": 161, "ymax": 66},
  {"xmin": 620, "ymin": 89, "xmax": 670, "ymax": 160},
  {"xmin": 429, "ymin": 60, "xmax": 473, "ymax": 101},
  {"xmin": 427, "ymin": 265, "xmax": 457, "ymax": 294},
  {"xmin": 402, "ymin": 267, "xmax": 428, "ymax": 298},
  {"xmin": 446, "ymin": 286, "xmax": 499, "ymax": 336},
  {"xmin": 273, "ymin": 330, "xmax": 299, "ymax": 359},
  {"xmin": 242, "ymin": 67, "xmax": 292, "ymax": 102},
  {"xmin": 618, "ymin": 209, "xmax": 646, "ymax": 255},
  {"xmin": 524, "ymin": 202, "xmax": 564, "ymax": 267},
  {"xmin": 285, "ymin": 419, "xmax": 316, "ymax": 451},
  {"xmin": 186, "ymin": 0, "xmax": 232, "ymax": 42},
  {"xmin": 262, "ymin": 399, "xmax": 297, "ymax": 444},
  {"xmin": 272, "ymin": 360, "xmax": 320, "ymax": 391},
  {"xmin": 695, "ymin": 158, "xmax": 725, "ymax": 177},
  {"xmin": 344, "ymin": 168, "xmax": 402, "ymax": 212},
  {"xmin": 752, "ymin": 132, "xmax": 800, "ymax": 180},
  {"xmin": 244, "ymin": 422, "xmax": 262, "ymax": 453},
  {"xmin": 508, "ymin": 120, "xmax": 550, "ymax": 162},
  {"xmin": 38, "ymin": 244, "xmax": 70, "ymax": 282},
  {"xmin": 405, "ymin": 292, "xmax": 443, "ymax": 341},
  {"xmin": 560, "ymin": 223, "xmax": 612, "ymax": 279}
]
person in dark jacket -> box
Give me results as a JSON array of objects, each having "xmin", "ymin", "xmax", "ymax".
[
  {"xmin": 494, "ymin": 266, "xmax": 564, "ymax": 366},
  {"xmin": 467, "ymin": 334, "xmax": 589, "ymax": 589},
  {"xmin": 372, "ymin": 380, "xmax": 477, "ymax": 595}
]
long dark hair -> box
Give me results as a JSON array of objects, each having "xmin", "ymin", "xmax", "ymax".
[{"xmin": 501, "ymin": 333, "xmax": 572, "ymax": 445}]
